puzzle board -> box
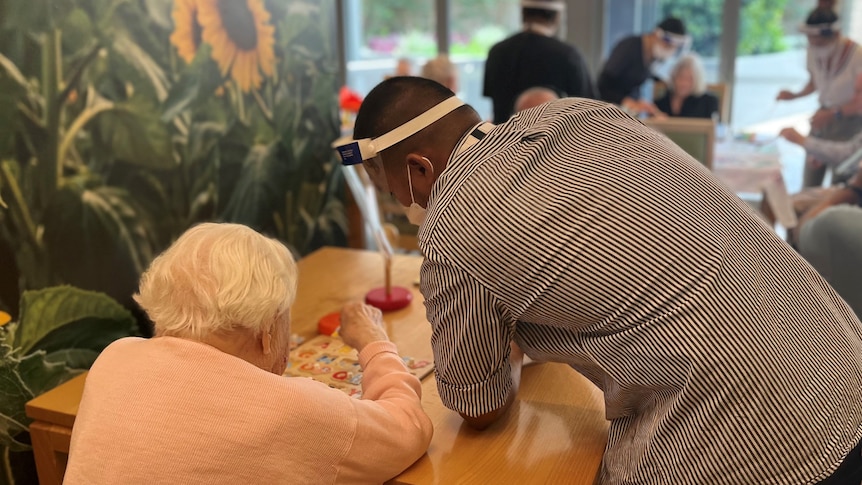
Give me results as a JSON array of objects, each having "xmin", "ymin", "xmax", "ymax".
[{"xmin": 283, "ymin": 334, "xmax": 434, "ymax": 399}]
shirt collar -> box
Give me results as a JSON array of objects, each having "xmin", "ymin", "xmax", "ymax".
[{"xmin": 454, "ymin": 122, "xmax": 495, "ymax": 157}]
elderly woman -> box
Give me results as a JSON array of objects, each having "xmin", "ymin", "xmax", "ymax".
[
  {"xmin": 655, "ymin": 54, "xmax": 718, "ymax": 119},
  {"xmin": 64, "ymin": 223, "xmax": 433, "ymax": 484}
]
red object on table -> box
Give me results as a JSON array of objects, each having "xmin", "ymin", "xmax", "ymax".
[
  {"xmin": 365, "ymin": 286, "xmax": 412, "ymax": 312},
  {"xmin": 317, "ymin": 311, "xmax": 342, "ymax": 336}
]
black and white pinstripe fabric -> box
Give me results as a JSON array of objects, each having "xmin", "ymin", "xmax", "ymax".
[{"xmin": 418, "ymin": 98, "xmax": 862, "ymax": 484}]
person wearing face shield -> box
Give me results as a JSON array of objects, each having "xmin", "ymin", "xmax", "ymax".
[
  {"xmin": 333, "ymin": 76, "xmax": 862, "ymax": 484},
  {"xmin": 598, "ymin": 17, "xmax": 688, "ymax": 118},
  {"xmin": 482, "ymin": 0, "xmax": 597, "ymax": 124},
  {"xmin": 777, "ymin": 7, "xmax": 862, "ymax": 188}
]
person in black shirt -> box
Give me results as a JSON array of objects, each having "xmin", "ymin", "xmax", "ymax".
[
  {"xmin": 655, "ymin": 54, "xmax": 719, "ymax": 119},
  {"xmin": 598, "ymin": 17, "xmax": 688, "ymax": 117},
  {"xmin": 483, "ymin": 0, "xmax": 596, "ymax": 124}
]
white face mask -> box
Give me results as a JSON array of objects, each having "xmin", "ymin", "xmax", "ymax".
[
  {"xmin": 810, "ymin": 42, "xmax": 837, "ymax": 59},
  {"xmin": 403, "ymin": 162, "xmax": 428, "ymax": 226}
]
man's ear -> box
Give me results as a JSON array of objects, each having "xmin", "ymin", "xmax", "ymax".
[{"xmin": 406, "ymin": 153, "xmax": 434, "ymax": 176}]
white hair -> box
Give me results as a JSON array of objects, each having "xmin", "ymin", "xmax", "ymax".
[
  {"xmin": 134, "ymin": 223, "xmax": 298, "ymax": 340},
  {"xmin": 669, "ymin": 53, "xmax": 707, "ymax": 96},
  {"xmin": 515, "ymin": 86, "xmax": 560, "ymax": 112},
  {"xmin": 421, "ymin": 55, "xmax": 458, "ymax": 91}
]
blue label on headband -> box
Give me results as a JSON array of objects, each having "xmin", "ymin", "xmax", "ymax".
[{"xmin": 335, "ymin": 141, "xmax": 364, "ymax": 165}]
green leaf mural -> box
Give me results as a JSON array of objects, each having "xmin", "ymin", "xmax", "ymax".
[{"xmin": 1, "ymin": 1, "xmax": 345, "ymax": 480}]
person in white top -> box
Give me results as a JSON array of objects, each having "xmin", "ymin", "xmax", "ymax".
[{"xmin": 777, "ymin": 7, "xmax": 862, "ymax": 187}]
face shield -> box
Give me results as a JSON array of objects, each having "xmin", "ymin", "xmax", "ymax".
[
  {"xmin": 332, "ymin": 96, "xmax": 464, "ymax": 194},
  {"xmin": 655, "ymin": 29, "xmax": 692, "ymax": 60},
  {"xmin": 799, "ymin": 21, "xmax": 840, "ymax": 38},
  {"xmin": 800, "ymin": 21, "xmax": 840, "ymax": 48},
  {"xmin": 332, "ymin": 96, "xmax": 464, "ymax": 165}
]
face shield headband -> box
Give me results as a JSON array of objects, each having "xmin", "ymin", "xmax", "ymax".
[
  {"xmin": 332, "ymin": 96, "xmax": 465, "ymax": 166},
  {"xmin": 799, "ymin": 21, "xmax": 840, "ymax": 37},
  {"xmin": 656, "ymin": 29, "xmax": 692, "ymax": 51},
  {"xmin": 519, "ymin": 0, "xmax": 565, "ymax": 11}
]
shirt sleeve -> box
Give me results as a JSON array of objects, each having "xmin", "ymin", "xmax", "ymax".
[
  {"xmin": 804, "ymin": 133, "xmax": 862, "ymax": 167},
  {"xmin": 420, "ymin": 257, "xmax": 516, "ymax": 417},
  {"xmin": 565, "ymin": 47, "xmax": 598, "ymax": 100},
  {"xmin": 598, "ymin": 39, "xmax": 636, "ymax": 104},
  {"xmin": 338, "ymin": 341, "xmax": 433, "ymax": 483}
]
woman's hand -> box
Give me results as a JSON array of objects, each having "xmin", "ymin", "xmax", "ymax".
[{"xmin": 339, "ymin": 302, "xmax": 389, "ymax": 352}]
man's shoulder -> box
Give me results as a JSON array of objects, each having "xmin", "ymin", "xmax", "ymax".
[{"xmin": 612, "ymin": 35, "xmax": 641, "ymax": 53}]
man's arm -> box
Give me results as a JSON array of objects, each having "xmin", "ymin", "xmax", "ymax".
[
  {"xmin": 460, "ymin": 341, "xmax": 524, "ymax": 430},
  {"xmin": 777, "ymin": 78, "xmax": 816, "ymax": 100}
]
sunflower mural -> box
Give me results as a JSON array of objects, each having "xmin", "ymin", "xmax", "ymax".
[
  {"xmin": 170, "ymin": 0, "xmax": 276, "ymax": 92},
  {"xmin": 170, "ymin": 0, "xmax": 203, "ymax": 63}
]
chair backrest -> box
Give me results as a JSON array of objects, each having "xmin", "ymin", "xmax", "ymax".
[
  {"xmin": 643, "ymin": 117, "xmax": 716, "ymax": 169},
  {"xmin": 706, "ymin": 82, "xmax": 729, "ymax": 124}
]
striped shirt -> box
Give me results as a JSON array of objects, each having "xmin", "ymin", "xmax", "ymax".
[{"xmin": 418, "ymin": 98, "xmax": 862, "ymax": 484}]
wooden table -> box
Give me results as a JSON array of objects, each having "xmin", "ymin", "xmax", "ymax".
[{"xmin": 26, "ymin": 247, "xmax": 609, "ymax": 484}]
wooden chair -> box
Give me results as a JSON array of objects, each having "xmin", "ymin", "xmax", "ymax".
[
  {"xmin": 706, "ymin": 82, "xmax": 730, "ymax": 124},
  {"xmin": 643, "ymin": 117, "xmax": 716, "ymax": 169}
]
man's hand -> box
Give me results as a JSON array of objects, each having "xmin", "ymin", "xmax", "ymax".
[
  {"xmin": 339, "ymin": 302, "xmax": 389, "ymax": 352},
  {"xmin": 779, "ymin": 127, "xmax": 806, "ymax": 146},
  {"xmin": 776, "ymin": 89, "xmax": 796, "ymax": 101},
  {"xmin": 460, "ymin": 341, "xmax": 524, "ymax": 430}
]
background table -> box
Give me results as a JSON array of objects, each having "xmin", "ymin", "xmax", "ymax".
[{"xmin": 26, "ymin": 247, "xmax": 609, "ymax": 484}]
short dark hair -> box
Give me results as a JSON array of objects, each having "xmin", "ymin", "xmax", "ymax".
[
  {"xmin": 522, "ymin": 7, "xmax": 558, "ymax": 23},
  {"xmin": 805, "ymin": 7, "xmax": 839, "ymax": 37},
  {"xmin": 806, "ymin": 7, "xmax": 839, "ymax": 26},
  {"xmin": 353, "ymin": 76, "xmax": 456, "ymax": 141},
  {"xmin": 657, "ymin": 17, "xmax": 686, "ymax": 36}
]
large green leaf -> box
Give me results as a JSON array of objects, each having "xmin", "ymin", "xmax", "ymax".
[
  {"xmin": 161, "ymin": 44, "xmax": 225, "ymax": 122},
  {"xmin": 11, "ymin": 286, "xmax": 136, "ymax": 356},
  {"xmin": 220, "ymin": 142, "xmax": 291, "ymax": 232},
  {"xmin": 91, "ymin": 96, "xmax": 175, "ymax": 170},
  {"xmin": 0, "ymin": 52, "xmax": 30, "ymax": 155},
  {"xmin": 110, "ymin": 34, "xmax": 170, "ymax": 102},
  {"xmin": 44, "ymin": 348, "xmax": 101, "ymax": 370},
  {"xmin": 42, "ymin": 179, "xmax": 158, "ymax": 306},
  {"xmin": 0, "ymin": 344, "xmax": 78, "ymax": 451}
]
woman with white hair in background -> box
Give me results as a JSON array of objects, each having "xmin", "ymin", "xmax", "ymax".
[
  {"xmin": 420, "ymin": 54, "xmax": 459, "ymax": 93},
  {"xmin": 655, "ymin": 53, "xmax": 719, "ymax": 119},
  {"xmin": 64, "ymin": 222, "xmax": 432, "ymax": 484}
]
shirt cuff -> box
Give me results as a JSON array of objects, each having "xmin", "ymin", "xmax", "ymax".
[{"xmin": 357, "ymin": 340, "xmax": 400, "ymax": 369}]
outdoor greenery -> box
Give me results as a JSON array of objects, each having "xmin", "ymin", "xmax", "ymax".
[
  {"xmin": 661, "ymin": 0, "xmax": 791, "ymax": 56},
  {"xmin": 360, "ymin": 0, "xmax": 794, "ymax": 59}
]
